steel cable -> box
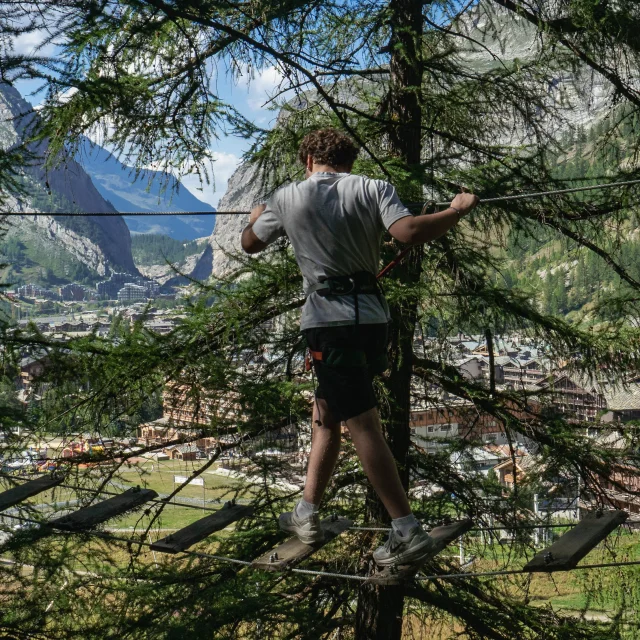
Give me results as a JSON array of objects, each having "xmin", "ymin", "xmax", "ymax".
[
  {"xmin": 2, "ymin": 510, "xmax": 638, "ymax": 585},
  {"xmin": 2, "ymin": 177, "xmax": 640, "ymax": 217}
]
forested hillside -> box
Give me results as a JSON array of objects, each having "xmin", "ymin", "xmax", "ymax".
[
  {"xmin": 0, "ymin": 82, "xmax": 138, "ymax": 286},
  {"xmin": 1, "ymin": 176, "xmax": 107, "ymax": 286},
  {"xmin": 130, "ymin": 234, "xmax": 204, "ymax": 266},
  {"xmin": 502, "ymin": 109, "xmax": 640, "ymax": 321}
]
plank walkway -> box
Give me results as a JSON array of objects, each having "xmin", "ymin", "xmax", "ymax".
[
  {"xmin": 50, "ymin": 487, "xmax": 158, "ymax": 531},
  {"xmin": 151, "ymin": 501, "xmax": 254, "ymax": 553},
  {"xmin": 524, "ymin": 509, "xmax": 628, "ymax": 572},
  {"xmin": 0, "ymin": 476, "xmax": 634, "ymax": 583},
  {"xmin": 0, "ymin": 474, "xmax": 64, "ymax": 513},
  {"xmin": 252, "ymin": 515, "xmax": 352, "ymax": 571},
  {"xmin": 368, "ymin": 519, "xmax": 474, "ymax": 585}
]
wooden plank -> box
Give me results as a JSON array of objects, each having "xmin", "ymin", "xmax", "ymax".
[
  {"xmin": 50, "ymin": 487, "xmax": 158, "ymax": 531},
  {"xmin": 151, "ymin": 502, "xmax": 254, "ymax": 553},
  {"xmin": 368, "ymin": 519, "xmax": 474, "ymax": 585},
  {"xmin": 524, "ymin": 509, "xmax": 628, "ymax": 572},
  {"xmin": 0, "ymin": 474, "xmax": 64, "ymax": 513},
  {"xmin": 252, "ymin": 515, "xmax": 352, "ymax": 571}
]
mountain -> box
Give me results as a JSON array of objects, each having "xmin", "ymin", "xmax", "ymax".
[
  {"xmin": 130, "ymin": 234, "xmax": 211, "ymax": 285},
  {"xmin": 78, "ymin": 140, "xmax": 216, "ymax": 240},
  {"xmin": 191, "ymin": 161, "xmax": 262, "ymax": 279},
  {"xmin": 0, "ymin": 83, "xmax": 139, "ymax": 285}
]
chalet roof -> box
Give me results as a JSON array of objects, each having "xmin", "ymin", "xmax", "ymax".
[
  {"xmin": 20, "ymin": 350, "xmax": 48, "ymax": 368},
  {"xmin": 604, "ymin": 384, "xmax": 640, "ymax": 411},
  {"xmin": 537, "ymin": 371, "xmax": 603, "ymax": 395},
  {"xmin": 450, "ymin": 447, "xmax": 502, "ymax": 466},
  {"xmin": 484, "ymin": 444, "xmax": 528, "ymax": 459},
  {"xmin": 519, "ymin": 454, "xmax": 540, "ymax": 471},
  {"xmin": 492, "ymin": 451, "xmax": 538, "ymax": 472},
  {"xmin": 593, "ymin": 430, "xmax": 629, "ymax": 449},
  {"xmin": 164, "ymin": 443, "xmax": 199, "ymax": 453}
]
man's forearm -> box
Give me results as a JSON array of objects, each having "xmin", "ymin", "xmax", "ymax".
[{"xmin": 409, "ymin": 207, "xmax": 462, "ymax": 244}]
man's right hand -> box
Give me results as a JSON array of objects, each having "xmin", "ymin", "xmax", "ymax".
[{"xmin": 450, "ymin": 192, "xmax": 480, "ymax": 216}]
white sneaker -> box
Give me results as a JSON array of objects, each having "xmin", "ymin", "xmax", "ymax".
[
  {"xmin": 279, "ymin": 510, "xmax": 325, "ymax": 545},
  {"xmin": 373, "ymin": 526, "xmax": 436, "ymax": 567}
]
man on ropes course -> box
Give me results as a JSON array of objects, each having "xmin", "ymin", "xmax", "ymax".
[{"xmin": 241, "ymin": 128, "xmax": 478, "ymax": 570}]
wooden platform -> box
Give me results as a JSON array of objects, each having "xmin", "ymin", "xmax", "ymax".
[
  {"xmin": 50, "ymin": 487, "xmax": 158, "ymax": 531},
  {"xmin": 252, "ymin": 515, "xmax": 352, "ymax": 571},
  {"xmin": 151, "ymin": 501, "xmax": 254, "ymax": 553},
  {"xmin": 524, "ymin": 510, "xmax": 628, "ymax": 572},
  {"xmin": 367, "ymin": 519, "xmax": 474, "ymax": 585},
  {"xmin": 0, "ymin": 474, "xmax": 64, "ymax": 513}
]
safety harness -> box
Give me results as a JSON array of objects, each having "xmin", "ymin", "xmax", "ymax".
[
  {"xmin": 304, "ymin": 271, "xmax": 388, "ymax": 373},
  {"xmin": 306, "ymin": 270, "xmax": 380, "ymax": 323}
]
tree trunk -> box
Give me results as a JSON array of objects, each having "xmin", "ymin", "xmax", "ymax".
[{"xmin": 355, "ymin": 0, "xmax": 425, "ymax": 638}]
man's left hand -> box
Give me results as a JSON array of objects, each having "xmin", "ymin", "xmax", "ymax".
[{"xmin": 249, "ymin": 203, "xmax": 266, "ymax": 224}]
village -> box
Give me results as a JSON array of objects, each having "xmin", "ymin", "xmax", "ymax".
[
  {"xmin": 3, "ymin": 271, "xmax": 180, "ymax": 324},
  {"xmin": 8, "ymin": 329, "xmax": 640, "ymax": 535}
]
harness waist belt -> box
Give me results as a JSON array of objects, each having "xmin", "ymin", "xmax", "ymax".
[{"xmin": 307, "ymin": 271, "xmax": 378, "ymax": 297}]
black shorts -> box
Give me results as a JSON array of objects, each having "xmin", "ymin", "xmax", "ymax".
[{"xmin": 304, "ymin": 323, "xmax": 388, "ymax": 423}]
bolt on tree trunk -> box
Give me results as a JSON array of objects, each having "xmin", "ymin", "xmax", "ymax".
[{"xmin": 355, "ymin": 0, "xmax": 425, "ymax": 638}]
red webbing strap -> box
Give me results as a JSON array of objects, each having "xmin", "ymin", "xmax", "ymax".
[
  {"xmin": 376, "ymin": 201, "xmax": 435, "ymax": 280},
  {"xmin": 305, "ymin": 349, "xmax": 323, "ymax": 371},
  {"xmin": 376, "ymin": 246, "xmax": 412, "ymax": 280}
]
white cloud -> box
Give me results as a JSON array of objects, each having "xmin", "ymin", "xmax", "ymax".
[
  {"xmin": 237, "ymin": 64, "xmax": 289, "ymax": 111},
  {"xmin": 11, "ymin": 30, "xmax": 56, "ymax": 57},
  {"xmin": 179, "ymin": 151, "xmax": 240, "ymax": 208}
]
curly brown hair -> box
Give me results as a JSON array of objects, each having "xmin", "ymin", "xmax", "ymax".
[{"xmin": 297, "ymin": 128, "xmax": 359, "ymax": 168}]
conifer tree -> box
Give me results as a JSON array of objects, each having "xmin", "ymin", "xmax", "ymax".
[{"xmin": 2, "ymin": 1, "xmax": 640, "ymax": 639}]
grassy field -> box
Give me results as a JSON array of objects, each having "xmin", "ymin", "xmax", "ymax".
[{"xmin": 0, "ymin": 457, "xmax": 257, "ymax": 537}]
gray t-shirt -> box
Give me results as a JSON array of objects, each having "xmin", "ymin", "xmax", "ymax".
[{"xmin": 251, "ymin": 172, "xmax": 412, "ymax": 330}]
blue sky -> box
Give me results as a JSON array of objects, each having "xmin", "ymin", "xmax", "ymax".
[{"xmin": 11, "ymin": 33, "xmax": 285, "ymax": 209}]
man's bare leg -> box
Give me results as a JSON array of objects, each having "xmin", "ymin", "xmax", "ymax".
[
  {"xmin": 345, "ymin": 407, "xmax": 411, "ymax": 519},
  {"xmin": 303, "ymin": 398, "xmax": 342, "ymax": 505}
]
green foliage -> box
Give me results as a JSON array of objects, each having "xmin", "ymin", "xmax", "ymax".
[
  {"xmin": 500, "ymin": 107, "xmax": 640, "ymax": 321},
  {"xmin": 3, "ymin": 0, "xmax": 640, "ymax": 638},
  {"xmin": 0, "ymin": 175, "xmax": 109, "ymax": 286},
  {"xmin": 130, "ymin": 234, "xmax": 202, "ymax": 266}
]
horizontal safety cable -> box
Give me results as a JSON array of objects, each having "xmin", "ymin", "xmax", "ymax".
[{"xmin": 2, "ymin": 178, "xmax": 640, "ymax": 217}]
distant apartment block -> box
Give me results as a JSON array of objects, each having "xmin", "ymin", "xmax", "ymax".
[
  {"xmin": 117, "ymin": 283, "xmax": 147, "ymax": 302},
  {"xmin": 97, "ymin": 272, "xmax": 161, "ymax": 301},
  {"xmin": 16, "ymin": 284, "xmax": 59, "ymax": 300},
  {"xmin": 97, "ymin": 272, "xmax": 130, "ymax": 299}
]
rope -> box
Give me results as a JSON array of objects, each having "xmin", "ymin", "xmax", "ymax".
[
  {"xmin": 1, "ymin": 210, "xmax": 220, "ymax": 217},
  {"xmin": 350, "ymin": 522, "xmax": 579, "ymax": 533},
  {"xmin": 3, "ymin": 177, "xmax": 640, "ymax": 217},
  {"xmin": 431, "ymin": 177, "xmax": 640, "ymax": 208}
]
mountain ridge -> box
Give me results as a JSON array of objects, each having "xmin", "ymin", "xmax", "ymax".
[
  {"xmin": 78, "ymin": 139, "xmax": 217, "ymax": 241},
  {"xmin": 0, "ymin": 83, "xmax": 139, "ymax": 284}
]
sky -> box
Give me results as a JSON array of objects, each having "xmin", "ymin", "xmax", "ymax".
[{"xmin": 11, "ymin": 36, "xmax": 286, "ymax": 209}]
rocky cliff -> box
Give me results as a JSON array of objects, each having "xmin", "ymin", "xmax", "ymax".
[
  {"xmin": 0, "ymin": 83, "xmax": 138, "ymax": 281},
  {"xmin": 189, "ymin": 161, "xmax": 270, "ymax": 279}
]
